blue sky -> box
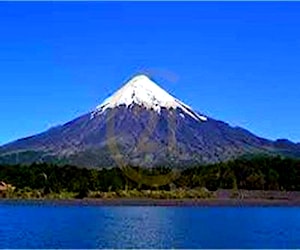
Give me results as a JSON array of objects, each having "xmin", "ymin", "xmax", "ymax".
[{"xmin": 0, "ymin": 2, "xmax": 300, "ymax": 145}]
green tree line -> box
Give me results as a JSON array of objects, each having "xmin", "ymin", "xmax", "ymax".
[{"xmin": 1, "ymin": 155, "xmax": 300, "ymax": 198}]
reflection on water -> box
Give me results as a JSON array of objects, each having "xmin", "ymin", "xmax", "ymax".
[{"xmin": 1, "ymin": 202, "xmax": 300, "ymax": 248}]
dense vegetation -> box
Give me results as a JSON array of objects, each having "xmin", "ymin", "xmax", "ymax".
[{"xmin": 1, "ymin": 155, "xmax": 300, "ymax": 199}]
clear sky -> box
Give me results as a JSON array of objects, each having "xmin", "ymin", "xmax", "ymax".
[{"xmin": 0, "ymin": 2, "xmax": 300, "ymax": 145}]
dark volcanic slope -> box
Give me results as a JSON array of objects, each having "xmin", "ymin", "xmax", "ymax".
[{"xmin": 0, "ymin": 105, "xmax": 299, "ymax": 168}]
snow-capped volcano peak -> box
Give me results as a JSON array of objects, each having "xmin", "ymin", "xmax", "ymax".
[{"xmin": 92, "ymin": 74, "xmax": 207, "ymax": 121}]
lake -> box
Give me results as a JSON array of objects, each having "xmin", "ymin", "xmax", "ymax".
[{"xmin": 1, "ymin": 201, "xmax": 300, "ymax": 248}]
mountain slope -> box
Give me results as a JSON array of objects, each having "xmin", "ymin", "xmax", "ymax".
[{"xmin": 0, "ymin": 75, "xmax": 299, "ymax": 167}]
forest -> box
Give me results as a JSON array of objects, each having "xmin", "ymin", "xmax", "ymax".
[{"xmin": 1, "ymin": 155, "xmax": 300, "ymax": 199}]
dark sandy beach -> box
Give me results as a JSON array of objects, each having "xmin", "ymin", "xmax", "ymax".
[{"xmin": 1, "ymin": 197, "xmax": 300, "ymax": 207}]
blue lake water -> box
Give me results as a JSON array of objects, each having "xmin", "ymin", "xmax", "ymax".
[{"xmin": 1, "ymin": 202, "xmax": 300, "ymax": 248}]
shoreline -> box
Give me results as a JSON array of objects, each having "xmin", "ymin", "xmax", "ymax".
[{"xmin": 1, "ymin": 198, "xmax": 300, "ymax": 207}]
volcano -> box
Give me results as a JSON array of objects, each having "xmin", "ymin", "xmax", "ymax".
[{"xmin": 1, "ymin": 74, "xmax": 300, "ymax": 168}]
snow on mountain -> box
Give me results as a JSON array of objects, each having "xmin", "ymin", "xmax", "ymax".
[{"xmin": 91, "ymin": 75, "xmax": 207, "ymax": 122}]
